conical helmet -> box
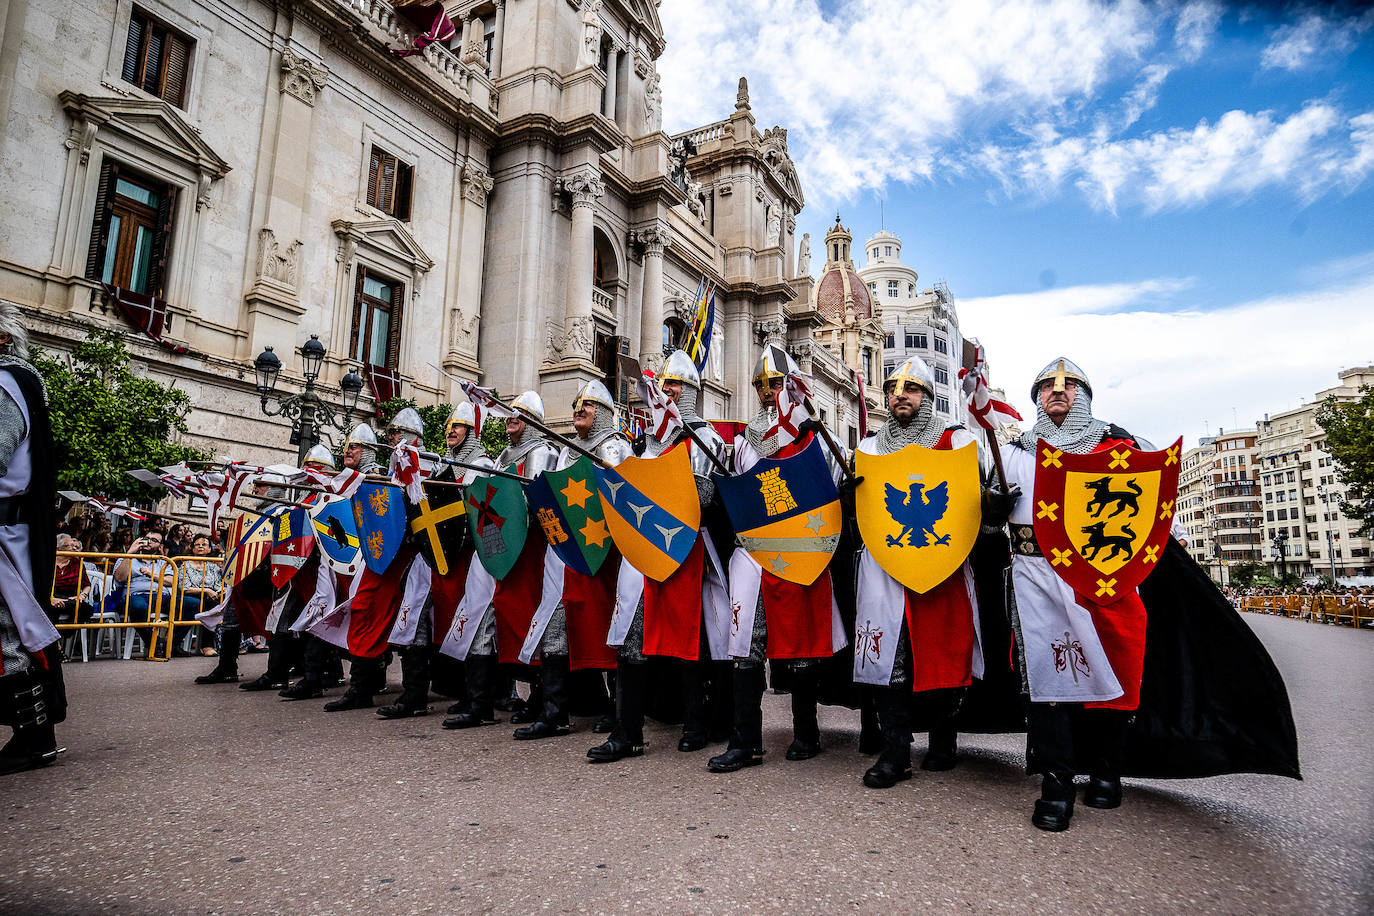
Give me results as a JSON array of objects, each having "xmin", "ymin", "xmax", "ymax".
[
  {"xmin": 346, "ymin": 423, "xmax": 378, "ymax": 448},
  {"xmin": 1030, "ymin": 357, "xmax": 1092, "ymax": 401},
  {"xmin": 303, "ymin": 443, "xmax": 336, "ymax": 470},
  {"xmin": 511, "ymin": 390, "xmax": 545, "ymax": 422},
  {"xmin": 387, "ymin": 407, "xmax": 424, "ymax": 439},
  {"xmin": 447, "ymin": 402, "xmax": 477, "ymax": 433},
  {"xmin": 572, "ymin": 379, "xmax": 616, "ymax": 411},
  {"xmin": 884, "ymin": 356, "xmax": 935, "ymax": 396},
  {"xmin": 752, "ymin": 344, "xmax": 799, "ymax": 389},
  {"xmin": 660, "ymin": 350, "xmax": 701, "ymax": 389}
]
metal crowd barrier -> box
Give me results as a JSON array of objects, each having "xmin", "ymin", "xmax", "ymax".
[
  {"xmin": 1239, "ymin": 594, "xmax": 1374, "ymax": 629},
  {"xmin": 50, "ymin": 551, "xmax": 225, "ymax": 661}
]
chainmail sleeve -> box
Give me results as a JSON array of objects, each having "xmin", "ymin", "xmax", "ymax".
[{"xmin": 0, "ymin": 387, "xmax": 24, "ymax": 478}]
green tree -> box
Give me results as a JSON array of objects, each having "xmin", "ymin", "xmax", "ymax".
[
  {"xmin": 34, "ymin": 328, "xmax": 209, "ymax": 502},
  {"xmin": 479, "ymin": 415, "xmax": 509, "ymax": 458},
  {"xmin": 375, "ymin": 396, "xmax": 453, "ymax": 454},
  {"xmin": 1316, "ymin": 386, "xmax": 1374, "ymax": 536}
]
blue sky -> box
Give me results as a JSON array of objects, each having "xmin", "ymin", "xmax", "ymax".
[{"xmin": 659, "ymin": 1, "xmax": 1374, "ymax": 446}]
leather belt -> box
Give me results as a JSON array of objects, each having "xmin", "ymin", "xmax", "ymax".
[
  {"xmin": 0, "ymin": 496, "xmax": 24, "ymax": 526},
  {"xmin": 1011, "ymin": 525, "xmax": 1043, "ymax": 557}
]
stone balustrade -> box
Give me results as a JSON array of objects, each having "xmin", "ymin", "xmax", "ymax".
[
  {"xmin": 591, "ymin": 286, "xmax": 614, "ymax": 314},
  {"xmin": 340, "ymin": 0, "xmax": 475, "ymax": 99},
  {"xmin": 675, "ymin": 119, "xmax": 730, "ymax": 149}
]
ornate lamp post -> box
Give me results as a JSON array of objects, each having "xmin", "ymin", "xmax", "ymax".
[
  {"xmin": 1272, "ymin": 528, "xmax": 1290, "ymax": 585},
  {"xmin": 252, "ymin": 334, "xmax": 365, "ymax": 465},
  {"xmin": 1317, "ymin": 485, "xmax": 1339, "ymax": 585}
]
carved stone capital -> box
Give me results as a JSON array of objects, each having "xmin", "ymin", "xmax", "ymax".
[
  {"xmin": 562, "ymin": 167, "xmax": 604, "ymax": 209},
  {"xmin": 256, "ymin": 227, "xmax": 302, "ymax": 289},
  {"xmin": 460, "ymin": 161, "xmax": 494, "ymax": 207},
  {"xmin": 755, "ymin": 317, "xmax": 785, "ymax": 344},
  {"xmin": 633, "ymin": 47, "xmax": 651, "ymax": 78},
  {"xmin": 629, "ymin": 221, "xmax": 670, "ymax": 257},
  {"xmin": 280, "ymin": 49, "xmax": 328, "ymax": 106}
]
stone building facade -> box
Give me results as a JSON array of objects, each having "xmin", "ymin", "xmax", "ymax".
[{"xmin": 0, "ymin": 0, "xmax": 854, "ymax": 466}]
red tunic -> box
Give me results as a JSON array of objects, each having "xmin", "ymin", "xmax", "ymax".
[
  {"xmin": 561, "ymin": 554, "xmax": 620, "ymax": 670},
  {"xmin": 492, "ymin": 538, "xmax": 546, "ymax": 665},
  {"xmin": 346, "ymin": 546, "xmax": 416, "ymax": 658},
  {"xmin": 641, "ymin": 441, "xmax": 707, "ymax": 660},
  {"xmin": 429, "ymin": 547, "xmax": 473, "ymax": 646},
  {"xmin": 901, "ymin": 427, "xmax": 977, "ymax": 692}
]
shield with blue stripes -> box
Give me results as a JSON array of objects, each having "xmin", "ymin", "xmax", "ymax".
[{"xmin": 596, "ymin": 445, "xmax": 701, "ymax": 582}]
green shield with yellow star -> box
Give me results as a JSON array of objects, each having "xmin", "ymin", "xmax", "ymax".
[{"xmin": 525, "ymin": 455, "xmax": 611, "ymax": 576}]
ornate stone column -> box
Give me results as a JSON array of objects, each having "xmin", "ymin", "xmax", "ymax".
[
  {"xmin": 636, "ymin": 222, "xmax": 669, "ymax": 369},
  {"xmin": 561, "ymin": 167, "xmax": 603, "ymax": 362},
  {"xmin": 491, "ymin": 0, "xmax": 506, "ymax": 79},
  {"xmin": 603, "ymin": 47, "xmax": 619, "ymax": 120}
]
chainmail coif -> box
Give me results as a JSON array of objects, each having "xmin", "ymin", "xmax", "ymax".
[
  {"xmin": 1018, "ymin": 386, "xmax": 1108, "ymax": 454},
  {"xmin": 744, "ymin": 405, "xmax": 782, "ymax": 458},
  {"xmin": 873, "ymin": 392, "xmax": 941, "ymax": 452}
]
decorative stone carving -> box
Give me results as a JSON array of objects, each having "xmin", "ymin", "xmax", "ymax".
[
  {"xmin": 461, "ymin": 17, "xmax": 488, "ymax": 70},
  {"xmin": 562, "ymin": 167, "xmax": 605, "ymax": 209},
  {"xmin": 717, "ymin": 181, "xmax": 732, "ymax": 197},
  {"xmin": 786, "ymin": 215, "xmax": 796, "ymax": 233},
  {"xmin": 683, "ymin": 177, "xmax": 706, "ymax": 224},
  {"xmin": 755, "ymin": 316, "xmax": 785, "ymax": 345},
  {"xmin": 633, "ymin": 47, "xmax": 651, "ymax": 78},
  {"xmin": 755, "ymin": 186, "xmax": 765, "ymax": 203},
  {"xmin": 196, "ymin": 172, "xmax": 213, "ymax": 211},
  {"xmin": 581, "ymin": 0, "xmax": 603, "ymax": 68},
  {"xmin": 766, "ymin": 208, "xmax": 780, "ymax": 247},
  {"xmin": 629, "ymin": 223, "xmax": 668, "ymax": 257},
  {"xmin": 63, "ymin": 115, "xmax": 99, "ymax": 166},
  {"xmin": 451, "ymin": 308, "xmax": 480, "ymax": 354},
  {"xmin": 460, "ymin": 161, "xmax": 494, "ymax": 207},
  {"xmin": 797, "ymin": 233, "xmax": 811, "ymax": 276},
  {"xmin": 280, "ymin": 49, "xmax": 328, "ymax": 106},
  {"xmin": 792, "ymin": 339, "xmax": 814, "ymax": 371},
  {"xmin": 736, "ymin": 76, "xmax": 750, "ymax": 111},
  {"xmin": 547, "ymin": 315, "xmax": 595, "ymax": 361},
  {"xmin": 256, "ymin": 228, "xmax": 301, "ymax": 288},
  {"xmin": 644, "ymin": 69, "xmax": 662, "ymax": 131}
]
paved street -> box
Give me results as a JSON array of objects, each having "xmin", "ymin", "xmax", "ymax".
[{"xmin": 2, "ymin": 614, "xmax": 1370, "ymax": 914}]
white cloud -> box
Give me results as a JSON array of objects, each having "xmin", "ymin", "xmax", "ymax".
[
  {"xmin": 1173, "ymin": 1, "xmax": 1223, "ymax": 62},
  {"xmin": 1260, "ymin": 12, "xmax": 1370, "ymax": 71},
  {"xmin": 977, "ymin": 103, "xmax": 1374, "ymax": 212},
  {"xmin": 960, "ymin": 259, "xmax": 1374, "ymax": 448}
]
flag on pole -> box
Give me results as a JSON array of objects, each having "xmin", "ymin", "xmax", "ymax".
[
  {"xmin": 86, "ymin": 498, "xmax": 150, "ymax": 522},
  {"xmin": 766, "ymin": 373, "xmax": 814, "ymax": 450},
  {"xmin": 958, "ymin": 343, "xmax": 1023, "ymax": 431},
  {"xmin": 198, "ymin": 464, "xmax": 261, "ymax": 531},
  {"xmin": 853, "ymin": 368, "xmax": 869, "ymax": 439},
  {"xmin": 391, "ymin": 1, "xmax": 457, "ymax": 57},
  {"xmin": 459, "ymin": 381, "xmax": 517, "ymax": 419},
  {"xmin": 390, "ymin": 442, "xmax": 425, "ymax": 504},
  {"xmin": 635, "ymin": 374, "xmax": 683, "ymax": 443},
  {"xmin": 682, "ymin": 278, "xmax": 717, "ymax": 372}
]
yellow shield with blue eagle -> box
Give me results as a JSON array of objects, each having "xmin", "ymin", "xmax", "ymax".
[{"xmin": 854, "ymin": 441, "xmax": 982, "ymax": 594}]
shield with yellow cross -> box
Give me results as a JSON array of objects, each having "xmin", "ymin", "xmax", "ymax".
[
  {"xmin": 1031, "ymin": 436, "xmax": 1183, "ymax": 604},
  {"xmin": 351, "ymin": 481, "xmax": 408, "ymax": 575},
  {"xmin": 526, "ymin": 455, "xmax": 613, "ymax": 577},
  {"xmin": 854, "ymin": 441, "xmax": 983, "ymax": 594},
  {"xmin": 408, "ymin": 483, "xmax": 469, "ymax": 577}
]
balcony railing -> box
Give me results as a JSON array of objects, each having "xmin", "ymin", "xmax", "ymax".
[
  {"xmin": 591, "ymin": 286, "xmax": 614, "ymax": 314},
  {"xmin": 340, "ymin": 0, "xmax": 475, "ymax": 98},
  {"xmin": 674, "ymin": 119, "xmax": 730, "ymax": 150}
]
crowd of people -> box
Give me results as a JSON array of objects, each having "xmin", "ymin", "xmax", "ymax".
[
  {"xmin": 0, "ymin": 295, "xmax": 1301, "ymax": 835},
  {"xmin": 1224, "ymin": 583, "xmax": 1374, "ymax": 599}
]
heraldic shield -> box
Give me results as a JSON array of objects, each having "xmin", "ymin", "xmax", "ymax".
[
  {"xmin": 854, "ymin": 441, "xmax": 983, "ymax": 594},
  {"xmin": 223, "ymin": 510, "xmax": 275, "ymax": 590},
  {"xmin": 352, "ymin": 482, "xmax": 407, "ymax": 575},
  {"xmin": 714, "ymin": 436, "xmax": 841, "ymax": 586},
  {"xmin": 1032, "ymin": 436, "xmax": 1183, "ymax": 604},
  {"xmin": 596, "ymin": 445, "xmax": 701, "ymax": 582},
  {"xmin": 463, "ymin": 470, "xmax": 529, "ymax": 580},
  {"xmin": 309, "ymin": 495, "xmax": 362, "ymax": 576},
  {"xmin": 527, "ymin": 455, "xmax": 612, "ymax": 577},
  {"xmin": 409, "ymin": 486, "xmax": 469, "ymax": 577}
]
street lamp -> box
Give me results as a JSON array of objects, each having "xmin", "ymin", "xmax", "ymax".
[
  {"xmin": 1210, "ymin": 522, "xmax": 1224, "ymax": 586},
  {"xmin": 1317, "ymin": 485, "xmax": 1339, "ymax": 585},
  {"xmin": 252, "ymin": 334, "xmax": 365, "ymax": 464},
  {"xmin": 1272, "ymin": 529, "xmax": 1290, "ymax": 585}
]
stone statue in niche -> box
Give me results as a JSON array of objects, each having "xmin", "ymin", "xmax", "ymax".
[
  {"xmin": 582, "ymin": 0, "xmax": 603, "ymax": 67},
  {"xmin": 797, "ymin": 233, "xmax": 811, "ymax": 276},
  {"xmin": 644, "ymin": 69, "xmax": 662, "ymax": 131},
  {"xmin": 766, "ymin": 208, "xmax": 781, "ymax": 247}
]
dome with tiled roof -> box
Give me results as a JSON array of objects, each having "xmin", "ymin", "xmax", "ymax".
[{"xmin": 810, "ymin": 214, "xmax": 873, "ymax": 324}]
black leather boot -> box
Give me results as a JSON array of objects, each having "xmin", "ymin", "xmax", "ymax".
[
  {"xmin": 921, "ymin": 722, "xmax": 959, "ymax": 771},
  {"xmin": 863, "ymin": 687, "xmax": 913, "ymax": 788},
  {"xmin": 514, "ymin": 655, "xmax": 570, "ymax": 739},
  {"xmin": 588, "ymin": 662, "xmax": 645, "ymax": 762},
  {"xmin": 194, "ymin": 625, "xmax": 240, "ymax": 684},
  {"xmin": 785, "ymin": 665, "xmax": 821, "ymax": 761},
  {"xmin": 509, "ymin": 675, "xmax": 540, "ymax": 724},
  {"xmin": 323, "ymin": 685, "xmax": 373, "ymax": 711},
  {"xmin": 241, "ymin": 632, "xmax": 292, "ymax": 691},
  {"xmin": 679, "ymin": 659, "xmax": 709, "ymax": 752},
  {"xmin": 443, "ymin": 654, "xmax": 501, "ymax": 729},
  {"xmin": 377, "ymin": 647, "xmax": 432, "ymax": 719},
  {"xmin": 1083, "ymin": 710, "xmax": 1128, "ymax": 809},
  {"xmin": 324, "ymin": 657, "xmax": 380, "ymax": 711},
  {"xmin": 0, "ymin": 676, "xmax": 62, "ymax": 775},
  {"xmin": 1032, "ymin": 773, "xmax": 1076, "ymax": 832},
  {"xmin": 858, "ymin": 693, "xmax": 883, "ymax": 755},
  {"xmin": 707, "ymin": 664, "xmax": 765, "ymax": 772},
  {"xmin": 1083, "ymin": 775, "xmax": 1123, "ymax": 809},
  {"xmin": 278, "ymin": 677, "xmax": 323, "ymax": 700}
]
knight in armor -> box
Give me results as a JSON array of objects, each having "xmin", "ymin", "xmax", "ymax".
[
  {"xmin": 853, "ymin": 357, "xmax": 1006, "ymax": 789},
  {"xmin": 999, "ymin": 358, "xmax": 1146, "ymax": 831},
  {"xmin": 372, "ymin": 407, "xmax": 440, "ymax": 719},
  {"xmin": 321, "ymin": 422, "xmax": 393, "ymax": 712},
  {"xmin": 0, "ymin": 304, "xmax": 66, "ymax": 775},
  {"xmin": 708, "ymin": 346, "xmax": 847, "ymax": 773},
  {"xmin": 279, "ymin": 443, "xmax": 349, "ymax": 700},
  {"xmin": 454, "ymin": 391, "xmax": 559, "ymax": 730},
  {"xmin": 194, "ymin": 481, "xmax": 278, "ymax": 686},
  {"xmin": 588, "ymin": 351, "xmax": 731, "ymax": 763},
  {"xmin": 514, "ymin": 381, "xmax": 627, "ymax": 740}
]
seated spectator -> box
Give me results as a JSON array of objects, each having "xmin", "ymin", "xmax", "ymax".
[
  {"xmin": 113, "ymin": 531, "xmax": 176, "ymax": 657},
  {"xmin": 50, "ymin": 534, "xmax": 93, "ymax": 626},
  {"xmin": 178, "ymin": 533, "xmax": 224, "ymax": 656}
]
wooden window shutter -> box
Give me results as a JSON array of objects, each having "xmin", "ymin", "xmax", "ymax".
[
  {"xmin": 366, "ymin": 147, "xmax": 382, "ymax": 209},
  {"xmin": 350, "ymin": 266, "xmax": 366, "ymax": 360},
  {"xmin": 147, "ymin": 185, "xmax": 177, "ymax": 299},
  {"xmin": 394, "ymin": 162, "xmax": 412, "ymax": 221},
  {"xmin": 122, "ymin": 14, "xmax": 145, "ymax": 84},
  {"xmin": 142, "ymin": 27, "xmax": 165, "ymax": 95},
  {"xmin": 85, "ymin": 160, "xmax": 119, "ymax": 280},
  {"xmin": 386, "ymin": 280, "xmax": 404, "ymax": 369},
  {"xmin": 163, "ymin": 34, "xmax": 191, "ymax": 107},
  {"xmin": 377, "ymin": 154, "xmax": 397, "ymax": 214}
]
